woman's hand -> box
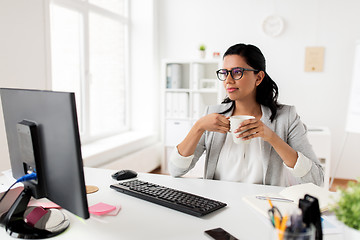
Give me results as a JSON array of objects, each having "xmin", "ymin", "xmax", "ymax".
[
  {"xmin": 234, "ymin": 118, "xmax": 275, "ymax": 143},
  {"xmin": 234, "ymin": 118, "xmax": 298, "ymax": 168},
  {"xmin": 177, "ymin": 113, "xmax": 230, "ymax": 157},
  {"xmin": 196, "ymin": 113, "xmax": 230, "ymax": 134}
]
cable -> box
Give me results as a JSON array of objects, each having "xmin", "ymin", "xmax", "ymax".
[
  {"xmin": 0, "ymin": 172, "xmax": 37, "ymax": 203},
  {"xmin": 16, "ymin": 172, "xmax": 37, "ymax": 183},
  {"xmin": 0, "ymin": 181, "xmax": 18, "ymax": 203}
]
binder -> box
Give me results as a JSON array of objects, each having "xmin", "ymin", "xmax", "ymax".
[{"xmin": 167, "ymin": 64, "xmax": 182, "ymax": 89}]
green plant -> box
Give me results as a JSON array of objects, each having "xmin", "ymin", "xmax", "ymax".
[
  {"xmin": 334, "ymin": 179, "xmax": 360, "ymax": 230},
  {"xmin": 199, "ymin": 44, "xmax": 206, "ymax": 51}
]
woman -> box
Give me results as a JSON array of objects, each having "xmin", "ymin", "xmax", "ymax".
[{"xmin": 168, "ymin": 43, "xmax": 324, "ymax": 187}]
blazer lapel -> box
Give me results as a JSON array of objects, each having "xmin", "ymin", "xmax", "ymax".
[
  {"xmin": 205, "ymin": 106, "xmax": 233, "ymax": 179},
  {"xmin": 260, "ymin": 105, "xmax": 276, "ymax": 184}
]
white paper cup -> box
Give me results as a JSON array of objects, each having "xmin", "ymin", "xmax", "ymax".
[{"xmin": 229, "ymin": 115, "xmax": 255, "ymax": 144}]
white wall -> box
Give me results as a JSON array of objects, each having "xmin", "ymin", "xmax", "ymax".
[
  {"xmin": 130, "ymin": 0, "xmax": 159, "ymax": 135},
  {"xmin": 157, "ymin": 0, "xmax": 360, "ymax": 180},
  {"xmin": 0, "ymin": 0, "xmax": 48, "ymax": 171}
]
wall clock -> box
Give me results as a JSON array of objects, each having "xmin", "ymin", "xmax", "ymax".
[{"xmin": 262, "ymin": 15, "xmax": 285, "ymax": 37}]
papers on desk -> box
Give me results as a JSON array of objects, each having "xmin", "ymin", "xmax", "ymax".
[
  {"xmin": 243, "ymin": 192, "xmax": 297, "ymax": 219},
  {"xmin": 243, "ymin": 183, "xmax": 339, "ymax": 218},
  {"xmin": 279, "ymin": 183, "xmax": 339, "ymax": 212},
  {"xmin": 243, "ymin": 183, "xmax": 342, "ymax": 235}
]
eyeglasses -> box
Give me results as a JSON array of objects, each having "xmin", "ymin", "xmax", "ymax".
[
  {"xmin": 216, "ymin": 67, "xmax": 259, "ymax": 81},
  {"xmin": 268, "ymin": 206, "xmax": 283, "ymax": 227}
]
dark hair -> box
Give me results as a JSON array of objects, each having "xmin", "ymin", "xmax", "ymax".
[{"xmin": 220, "ymin": 43, "xmax": 279, "ymax": 122}]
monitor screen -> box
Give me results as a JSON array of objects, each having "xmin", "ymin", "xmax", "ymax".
[{"xmin": 0, "ymin": 88, "xmax": 89, "ymax": 220}]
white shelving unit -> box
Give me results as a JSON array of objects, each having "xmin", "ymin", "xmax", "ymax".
[
  {"xmin": 307, "ymin": 127, "xmax": 331, "ymax": 189},
  {"xmin": 160, "ymin": 59, "xmax": 224, "ymax": 173}
]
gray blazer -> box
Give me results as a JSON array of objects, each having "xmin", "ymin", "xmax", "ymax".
[{"xmin": 169, "ymin": 103, "xmax": 324, "ymax": 186}]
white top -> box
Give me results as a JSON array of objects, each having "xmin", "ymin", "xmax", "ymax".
[
  {"xmin": 214, "ymin": 132, "xmax": 263, "ymax": 183},
  {"xmin": 170, "ymin": 141, "xmax": 313, "ymax": 183}
]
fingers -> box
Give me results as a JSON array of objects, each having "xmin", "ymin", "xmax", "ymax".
[
  {"xmin": 217, "ymin": 115, "xmax": 230, "ymax": 127},
  {"xmin": 232, "ymin": 119, "xmax": 274, "ymax": 142},
  {"xmin": 234, "ymin": 119, "xmax": 257, "ymax": 133},
  {"xmin": 235, "ymin": 119, "xmax": 261, "ymax": 140},
  {"xmin": 214, "ymin": 114, "xmax": 230, "ymax": 131},
  {"xmin": 238, "ymin": 128, "xmax": 261, "ymax": 140},
  {"xmin": 217, "ymin": 127, "xmax": 230, "ymax": 134},
  {"xmin": 217, "ymin": 124, "xmax": 230, "ymax": 133},
  {"xmin": 201, "ymin": 113, "xmax": 230, "ymax": 133}
]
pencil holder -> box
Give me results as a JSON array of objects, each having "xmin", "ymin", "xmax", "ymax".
[{"xmin": 271, "ymin": 224, "xmax": 315, "ymax": 240}]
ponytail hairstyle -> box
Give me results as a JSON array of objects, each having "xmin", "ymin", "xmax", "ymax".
[{"xmin": 220, "ymin": 43, "xmax": 280, "ymax": 122}]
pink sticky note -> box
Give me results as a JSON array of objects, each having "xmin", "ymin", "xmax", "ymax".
[
  {"xmin": 89, "ymin": 202, "xmax": 116, "ymax": 216},
  {"xmin": 105, "ymin": 205, "xmax": 121, "ymax": 216},
  {"xmin": 28, "ymin": 199, "xmax": 61, "ymax": 209},
  {"xmin": 25, "ymin": 207, "xmax": 48, "ymax": 227}
]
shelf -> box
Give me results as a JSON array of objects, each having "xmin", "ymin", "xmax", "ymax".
[
  {"xmin": 162, "ymin": 58, "xmax": 221, "ymax": 64},
  {"xmin": 161, "ymin": 59, "xmax": 222, "ymax": 173},
  {"xmin": 165, "ymin": 88, "xmax": 191, "ymax": 93},
  {"xmin": 193, "ymin": 89, "xmax": 218, "ymax": 93},
  {"xmin": 165, "ymin": 117, "xmax": 191, "ymax": 121},
  {"xmin": 307, "ymin": 126, "xmax": 331, "ymax": 189},
  {"xmin": 165, "ymin": 88, "xmax": 218, "ymax": 93}
]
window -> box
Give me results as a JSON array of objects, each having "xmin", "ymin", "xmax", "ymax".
[{"xmin": 49, "ymin": 0, "xmax": 129, "ymax": 142}]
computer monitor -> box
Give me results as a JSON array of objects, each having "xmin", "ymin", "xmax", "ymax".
[{"xmin": 0, "ymin": 88, "xmax": 89, "ymax": 238}]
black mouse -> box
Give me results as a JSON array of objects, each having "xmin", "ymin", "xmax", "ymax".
[{"xmin": 112, "ymin": 169, "xmax": 137, "ymax": 180}]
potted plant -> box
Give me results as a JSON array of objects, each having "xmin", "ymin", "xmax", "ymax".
[
  {"xmin": 333, "ymin": 179, "xmax": 360, "ymax": 238},
  {"xmin": 199, "ymin": 44, "xmax": 206, "ymax": 58}
]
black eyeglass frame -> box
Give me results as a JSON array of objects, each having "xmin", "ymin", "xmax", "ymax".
[
  {"xmin": 267, "ymin": 206, "xmax": 283, "ymax": 227},
  {"xmin": 216, "ymin": 67, "xmax": 259, "ymax": 81}
]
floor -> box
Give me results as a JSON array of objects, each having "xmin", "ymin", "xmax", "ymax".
[
  {"xmin": 329, "ymin": 178, "xmax": 358, "ymax": 192},
  {"xmin": 150, "ymin": 167, "xmax": 356, "ymax": 192}
]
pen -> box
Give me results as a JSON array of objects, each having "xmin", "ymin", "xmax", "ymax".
[
  {"xmin": 278, "ymin": 215, "xmax": 288, "ymax": 240},
  {"xmin": 267, "ymin": 197, "xmax": 275, "ymax": 226},
  {"xmin": 267, "ymin": 197, "xmax": 274, "ymax": 208},
  {"xmin": 274, "ymin": 215, "xmax": 281, "ymax": 230},
  {"xmin": 256, "ymin": 196, "xmax": 294, "ymax": 203}
]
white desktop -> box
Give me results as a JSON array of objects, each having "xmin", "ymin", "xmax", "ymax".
[{"xmin": 0, "ymin": 167, "xmax": 347, "ymax": 240}]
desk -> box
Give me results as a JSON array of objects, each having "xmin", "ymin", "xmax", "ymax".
[{"xmin": 0, "ymin": 168, "xmax": 345, "ymax": 240}]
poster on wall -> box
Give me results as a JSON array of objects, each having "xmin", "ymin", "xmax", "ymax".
[
  {"xmin": 346, "ymin": 41, "xmax": 360, "ymax": 133},
  {"xmin": 304, "ymin": 47, "xmax": 325, "ymax": 72}
]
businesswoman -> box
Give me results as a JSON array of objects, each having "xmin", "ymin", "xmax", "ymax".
[{"xmin": 168, "ymin": 43, "xmax": 324, "ymax": 187}]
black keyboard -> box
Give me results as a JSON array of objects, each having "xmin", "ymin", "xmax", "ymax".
[{"xmin": 110, "ymin": 179, "xmax": 226, "ymax": 217}]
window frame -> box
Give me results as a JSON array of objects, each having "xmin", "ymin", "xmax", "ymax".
[{"xmin": 45, "ymin": 0, "xmax": 130, "ymax": 144}]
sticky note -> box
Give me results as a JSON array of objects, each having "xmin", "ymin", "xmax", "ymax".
[
  {"xmin": 89, "ymin": 202, "xmax": 116, "ymax": 216},
  {"xmin": 28, "ymin": 199, "xmax": 61, "ymax": 209},
  {"xmin": 25, "ymin": 207, "xmax": 48, "ymax": 227},
  {"xmin": 105, "ymin": 205, "xmax": 122, "ymax": 216}
]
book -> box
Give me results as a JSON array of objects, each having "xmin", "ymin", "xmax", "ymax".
[
  {"xmin": 242, "ymin": 183, "xmax": 339, "ymax": 219},
  {"xmin": 166, "ymin": 64, "xmax": 182, "ymax": 89}
]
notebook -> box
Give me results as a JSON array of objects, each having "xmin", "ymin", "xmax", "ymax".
[{"xmin": 242, "ymin": 183, "xmax": 339, "ymax": 218}]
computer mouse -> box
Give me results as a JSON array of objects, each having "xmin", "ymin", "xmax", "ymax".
[{"xmin": 111, "ymin": 169, "xmax": 137, "ymax": 181}]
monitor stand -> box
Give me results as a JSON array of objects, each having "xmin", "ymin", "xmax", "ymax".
[{"xmin": 0, "ymin": 187, "xmax": 70, "ymax": 239}]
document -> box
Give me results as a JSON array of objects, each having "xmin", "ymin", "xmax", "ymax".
[
  {"xmin": 243, "ymin": 183, "xmax": 339, "ymax": 218},
  {"xmin": 278, "ymin": 183, "xmax": 339, "ymax": 212}
]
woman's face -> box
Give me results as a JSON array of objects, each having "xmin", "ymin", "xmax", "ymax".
[{"xmin": 222, "ymin": 54, "xmax": 262, "ymax": 102}]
